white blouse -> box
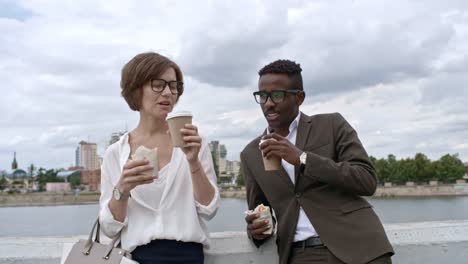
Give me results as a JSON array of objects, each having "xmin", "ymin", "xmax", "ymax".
[{"xmin": 99, "ymin": 133, "xmax": 220, "ymax": 252}]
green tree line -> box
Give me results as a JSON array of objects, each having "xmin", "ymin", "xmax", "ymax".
[
  {"xmin": 36, "ymin": 168, "xmax": 82, "ymax": 190},
  {"xmin": 36, "ymin": 168, "xmax": 65, "ymax": 191},
  {"xmin": 236, "ymin": 153, "xmax": 467, "ymax": 186},
  {"xmin": 370, "ymin": 153, "xmax": 466, "ymax": 185}
]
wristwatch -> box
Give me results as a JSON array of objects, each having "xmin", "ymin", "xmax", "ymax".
[
  {"xmin": 113, "ymin": 187, "xmax": 130, "ymax": 201},
  {"xmin": 299, "ymin": 152, "xmax": 307, "ymax": 172}
]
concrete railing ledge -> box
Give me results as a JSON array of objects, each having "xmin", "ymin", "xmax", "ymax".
[
  {"xmin": 385, "ymin": 220, "xmax": 468, "ymax": 245},
  {"xmin": 1, "ymin": 220, "xmax": 468, "ymax": 264}
]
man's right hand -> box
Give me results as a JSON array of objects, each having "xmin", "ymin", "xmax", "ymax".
[
  {"xmin": 245, "ymin": 213, "xmax": 272, "ymax": 240},
  {"xmin": 116, "ymin": 159, "xmax": 156, "ymax": 196}
]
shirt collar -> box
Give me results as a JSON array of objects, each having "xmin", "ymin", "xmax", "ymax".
[
  {"xmin": 289, "ymin": 111, "xmax": 301, "ymax": 132},
  {"xmin": 118, "ymin": 132, "xmax": 130, "ymax": 170},
  {"xmin": 267, "ymin": 111, "xmax": 301, "ymax": 134}
]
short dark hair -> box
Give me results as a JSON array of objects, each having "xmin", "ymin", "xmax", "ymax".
[
  {"xmin": 121, "ymin": 52, "xmax": 184, "ymax": 111},
  {"xmin": 258, "ymin": 59, "xmax": 303, "ymax": 91}
]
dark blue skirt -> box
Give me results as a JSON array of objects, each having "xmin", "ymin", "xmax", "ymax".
[{"xmin": 131, "ymin": 239, "xmax": 204, "ymax": 264}]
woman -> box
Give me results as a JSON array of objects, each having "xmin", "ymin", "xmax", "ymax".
[{"xmin": 99, "ymin": 52, "xmax": 220, "ymax": 264}]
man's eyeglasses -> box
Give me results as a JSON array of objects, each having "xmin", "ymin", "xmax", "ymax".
[
  {"xmin": 253, "ymin": 90, "xmax": 302, "ymax": 104},
  {"xmin": 151, "ymin": 79, "xmax": 183, "ymax": 95}
]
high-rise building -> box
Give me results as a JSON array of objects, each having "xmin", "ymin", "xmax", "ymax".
[
  {"xmin": 208, "ymin": 141, "xmax": 228, "ymax": 174},
  {"xmin": 76, "ymin": 141, "xmax": 100, "ymax": 170},
  {"xmin": 208, "ymin": 141, "xmax": 219, "ymax": 166},
  {"xmin": 219, "ymin": 145, "xmax": 227, "ymax": 174},
  {"xmin": 208, "ymin": 141, "xmax": 219, "ymax": 155},
  {"xmin": 226, "ymin": 160, "xmax": 241, "ymax": 176},
  {"xmin": 109, "ymin": 131, "xmax": 126, "ymax": 146},
  {"xmin": 75, "ymin": 147, "xmax": 80, "ymax": 167}
]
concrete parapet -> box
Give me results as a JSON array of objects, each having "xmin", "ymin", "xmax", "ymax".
[{"xmin": 1, "ymin": 220, "xmax": 468, "ymax": 264}]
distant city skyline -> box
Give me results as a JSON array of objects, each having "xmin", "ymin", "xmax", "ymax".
[
  {"xmin": 2, "ymin": 134, "xmax": 468, "ymax": 171},
  {"xmin": 1, "ymin": 135, "xmax": 245, "ymax": 171}
]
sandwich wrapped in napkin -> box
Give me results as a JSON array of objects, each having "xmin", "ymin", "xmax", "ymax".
[
  {"xmin": 131, "ymin": 146, "xmax": 158, "ymax": 177},
  {"xmin": 245, "ymin": 204, "xmax": 273, "ymax": 235}
]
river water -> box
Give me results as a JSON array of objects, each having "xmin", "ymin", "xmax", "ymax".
[{"xmin": 1, "ymin": 196, "xmax": 467, "ymax": 237}]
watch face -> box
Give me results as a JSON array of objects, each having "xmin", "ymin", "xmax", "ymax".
[
  {"xmin": 300, "ymin": 153, "xmax": 307, "ymax": 164},
  {"xmin": 113, "ymin": 188, "xmax": 120, "ymax": 200}
]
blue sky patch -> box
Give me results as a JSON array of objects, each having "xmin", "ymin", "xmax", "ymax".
[{"xmin": 0, "ymin": 0, "xmax": 34, "ymax": 21}]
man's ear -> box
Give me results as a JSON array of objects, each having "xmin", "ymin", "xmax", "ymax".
[{"xmin": 297, "ymin": 91, "xmax": 305, "ymax": 105}]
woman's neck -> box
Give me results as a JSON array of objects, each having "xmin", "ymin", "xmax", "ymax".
[{"xmin": 133, "ymin": 113, "xmax": 169, "ymax": 137}]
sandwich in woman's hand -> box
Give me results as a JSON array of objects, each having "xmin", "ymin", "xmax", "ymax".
[{"xmin": 132, "ymin": 146, "xmax": 159, "ymax": 177}]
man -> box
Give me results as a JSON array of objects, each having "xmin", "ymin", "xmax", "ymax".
[{"xmin": 241, "ymin": 60, "xmax": 394, "ymax": 264}]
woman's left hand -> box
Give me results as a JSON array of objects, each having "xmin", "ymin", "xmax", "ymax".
[{"xmin": 180, "ymin": 124, "xmax": 202, "ymax": 164}]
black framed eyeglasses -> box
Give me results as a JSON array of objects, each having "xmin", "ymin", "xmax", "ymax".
[
  {"xmin": 150, "ymin": 79, "xmax": 183, "ymax": 95},
  {"xmin": 253, "ymin": 89, "xmax": 302, "ymax": 104}
]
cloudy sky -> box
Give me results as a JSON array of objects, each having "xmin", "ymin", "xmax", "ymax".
[{"xmin": 1, "ymin": 0, "xmax": 467, "ymax": 170}]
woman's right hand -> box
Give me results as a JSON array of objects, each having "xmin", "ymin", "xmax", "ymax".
[{"xmin": 115, "ymin": 159, "xmax": 156, "ymax": 195}]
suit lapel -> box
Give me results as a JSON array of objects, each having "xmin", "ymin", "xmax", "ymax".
[
  {"xmin": 277, "ymin": 166, "xmax": 295, "ymax": 190},
  {"xmin": 294, "ymin": 113, "xmax": 312, "ymax": 183}
]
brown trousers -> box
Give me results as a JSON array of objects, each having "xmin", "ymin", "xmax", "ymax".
[{"xmin": 289, "ymin": 246, "xmax": 392, "ymax": 264}]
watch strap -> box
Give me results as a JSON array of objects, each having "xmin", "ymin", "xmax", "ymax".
[{"xmin": 114, "ymin": 187, "xmax": 130, "ymax": 200}]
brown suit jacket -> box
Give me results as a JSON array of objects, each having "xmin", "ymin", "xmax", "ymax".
[{"xmin": 241, "ymin": 112, "xmax": 394, "ymax": 264}]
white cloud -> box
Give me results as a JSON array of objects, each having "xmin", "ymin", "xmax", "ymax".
[{"xmin": 1, "ymin": 0, "xmax": 468, "ymax": 169}]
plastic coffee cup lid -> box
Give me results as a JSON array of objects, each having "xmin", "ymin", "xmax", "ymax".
[{"xmin": 166, "ymin": 111, "xmax": 193, "ymax": 120}]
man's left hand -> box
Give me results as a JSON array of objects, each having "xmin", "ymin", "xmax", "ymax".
[{"xmin": 260, "ymin": 133, "xmax": 303, "ymax": 166}]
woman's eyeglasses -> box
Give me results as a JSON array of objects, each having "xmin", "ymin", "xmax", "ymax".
[{"xmin": 151, "ymin": 79, "xmax": 183, "ymax": 95}]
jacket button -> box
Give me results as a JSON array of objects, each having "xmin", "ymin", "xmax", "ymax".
[{"xmin": 295, "ymin": 192, "xmax": 302, "ymax": 198}]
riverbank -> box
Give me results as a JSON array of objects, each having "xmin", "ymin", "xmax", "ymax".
[
  {"xmin": 375, "ymin": 182, "xmax": 468, "ymax": 197},
  {"xmin": 0, "ymin": 192, "xmax": 99, "ymax": 207},
  {"xmin": 0, "ymin": 191, "xmax": 248, "ymax": 207},
  {"xmin": 222, "ymin": 182, "xmax": 468, "ymax": 198},
  {"xmin": 0, "ymin": 191, "xmax": 247, "ymax": 207},
  {"xmin": 1, "ymin": 183, "xmax": 467, "ymax": 207}
]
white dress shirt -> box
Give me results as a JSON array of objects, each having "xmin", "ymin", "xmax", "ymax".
[
  {"xmin": 268, "ymin": 112, "xmax": 318, "ymax": 241},
  {"xmin": 99, "ymin": 133, "xmax": 220, "ymax": 252}
]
